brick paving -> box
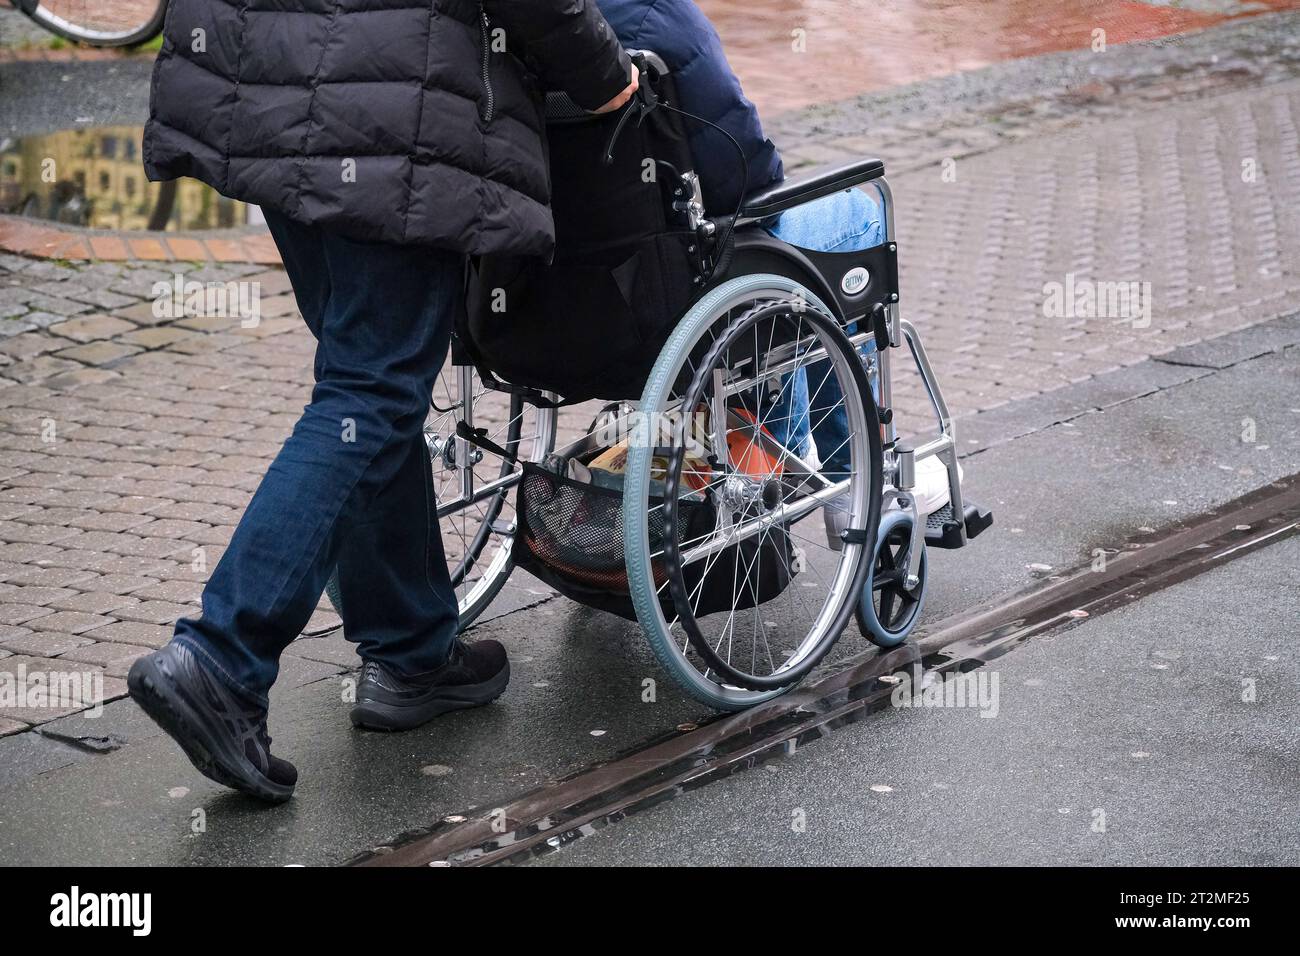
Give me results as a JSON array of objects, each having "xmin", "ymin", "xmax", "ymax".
[
  {"xmin": 2, "ymin": 18, "xmax": 1300, "ymax": 735},
  {"xmin": 0, "ymin": 216, "xmax": 282, "ymax": 267},
  {"xmin": 0, "ymin": 0, "xmax": 160, "ymax": 49},
  {"xmin": 872, "ymin": 79, "xmax": 1300, "ymax": 422}
]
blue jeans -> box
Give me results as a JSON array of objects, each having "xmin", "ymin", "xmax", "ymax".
[
  {"xmin": 172, "ymin": 210, "xmax": 462, "ymax": 706},
  {"xmin": 766, "ymin": 188, "xmax": 884, "ymax": 478}
]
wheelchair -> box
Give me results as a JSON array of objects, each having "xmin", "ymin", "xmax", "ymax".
[{"xmin": 326, "ymin": 52, "xmax": 992, "ymax": 711}]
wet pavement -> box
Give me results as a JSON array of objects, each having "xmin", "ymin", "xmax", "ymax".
[
  {"xmin": 541, "ymin": 538, "xmax": 1300, "ymax": 866},
  {"xmin": 4, "ymin": 310, "xmax": 1297, "ymax": 866},
  {"xmin": 0, "ymin": 126, "xmax": 255, "ymax": 231},
  {"xmin": 3, "ymin": 2, "xmax": 1299, "ymax": 256},
  {"xmin": 5, "ymin": 0, "xmax": 1300, "ymax": 112},
  {"xmin": 699, "ymin": 0, "xmax": 1300, "ymax": 113}
]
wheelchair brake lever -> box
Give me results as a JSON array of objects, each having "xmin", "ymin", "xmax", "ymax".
[
  {"xmin": 602, "ymin": 61, "xmax": 660, "ymax": 165},
  {"xmin": 602, "ymin": 104, "xmax": 638, "ymax": 165}
]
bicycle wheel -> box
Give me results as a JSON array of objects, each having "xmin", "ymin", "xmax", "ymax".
[
  {"xmin": 22, "ymin": 0, "xmax": 167, "ymax": 48},
  {"xmin": 325, "ymin": 360, "xmax": 556, "ymax": 632}
]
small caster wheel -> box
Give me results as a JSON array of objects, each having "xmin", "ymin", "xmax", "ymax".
[{"xmin": 857, "ymin": 508, "xmax": 928, "ymax": 648}]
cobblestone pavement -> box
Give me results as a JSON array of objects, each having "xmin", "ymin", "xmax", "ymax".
[
  {"xmin": 4, "ymin": 6, "xmax": 1298, "ymax": 260},
  {"xmin": 2, "ymin": 21, "xmax": 1300, "ymax": 736}
]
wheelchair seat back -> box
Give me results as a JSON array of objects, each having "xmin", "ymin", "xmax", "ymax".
[{"xmin": 462, "ymin": 56, "xmax": 706, "ymax": 403}]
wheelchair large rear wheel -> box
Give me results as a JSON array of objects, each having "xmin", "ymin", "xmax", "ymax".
[
  {"xmin": 324, "ymin": 363, "xmax": 556, "ymax": 632},
  {"xmin": 625, "ymin": 275, "xmax": 883, "ymax": 710}
]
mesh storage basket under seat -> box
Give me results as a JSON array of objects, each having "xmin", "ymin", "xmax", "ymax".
[{"xmin": 514, "ymin": 454, "xmax": 796, "ymax": 623}]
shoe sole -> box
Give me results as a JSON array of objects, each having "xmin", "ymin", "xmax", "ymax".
[
  {"xmin": 127, "ymin": 655, "xmax": 294, "ymax": 804},
  {"xmin": 349, "ymin": 662, "xmax": 510, "ymax": 732}
]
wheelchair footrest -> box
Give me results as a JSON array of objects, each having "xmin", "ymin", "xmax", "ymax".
[{"xmin": 924, "ymin": 501, "xmax": 994, "ymax": 550}]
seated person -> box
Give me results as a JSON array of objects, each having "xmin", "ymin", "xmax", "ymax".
[{"xmin": 599, "ymin": 0, "xmax": 892, "ymax": 545}]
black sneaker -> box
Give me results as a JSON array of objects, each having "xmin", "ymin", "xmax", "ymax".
[
  {"xmin": 127, "ymin": 642, "xmax": 297, "ymax": 804},
  {"xmin": 350, "ymin": 639, "xmax": 509, "ymax": 731}
]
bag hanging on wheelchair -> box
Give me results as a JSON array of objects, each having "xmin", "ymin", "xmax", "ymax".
[{"xmin": 462, "ymin": 67, "xmax": 704, "ymax": 404}]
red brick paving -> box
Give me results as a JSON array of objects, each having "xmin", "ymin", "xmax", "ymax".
[
  {"xmin": 87, "ymin": 235, "xmax": 130, "ymax": 260},
  {"xmin": 123, "ymin": 237, "xmax": 168, "ymax": 262},
  {"xmin": 0, "ymin": 217, "xmax": 282, "ymax": 266},
  {"xmin": 6, "ymin": 67, "xmax": 1300, "ymax": 732},
  {"xmin": 161, "ymin": 236, "xmax": 208, "ymax": 262}
]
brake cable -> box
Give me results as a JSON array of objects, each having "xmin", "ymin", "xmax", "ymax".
[{"xmin": 601, "ymin": 70, "xmax": 751, "ymax": 284}]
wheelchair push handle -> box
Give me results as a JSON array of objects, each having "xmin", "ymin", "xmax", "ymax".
[{"xmin": 629, "ymin": 52, "xmax": 660, "ymax": 109}]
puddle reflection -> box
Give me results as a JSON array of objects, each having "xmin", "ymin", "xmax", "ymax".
[{"xmin": 0, "ymin": 126, "xmax": 256, "ymax": 231}]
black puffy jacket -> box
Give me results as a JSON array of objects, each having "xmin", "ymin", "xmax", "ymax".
[{"xmin": 143, "ymin": 0, "xmax": 631, "ymax": 255}]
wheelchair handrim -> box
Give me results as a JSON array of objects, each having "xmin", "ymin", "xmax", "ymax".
[
  {"xmin": 665, "ymin": 300, "xmax": 878, "ymax": 690},
  {"xmin": 625, "ymin": 275, "xmax": 883, "ymax": 709}
]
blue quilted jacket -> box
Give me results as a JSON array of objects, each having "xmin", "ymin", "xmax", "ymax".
[{"xmin": 597, "ymin": 0, "xmax": 784, "ymax": 214}]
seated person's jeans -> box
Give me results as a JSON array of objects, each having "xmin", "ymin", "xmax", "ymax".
[{"xmin": 765, "ymin": 188, "xmax": 884, "ymax": 480}]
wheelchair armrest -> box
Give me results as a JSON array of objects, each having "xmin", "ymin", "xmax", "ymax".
[{"xmin": 740, "ymin": 159, "xmax": 885, "ymax": 220}]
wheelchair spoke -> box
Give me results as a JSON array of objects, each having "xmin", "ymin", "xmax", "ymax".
[{"xmin": 879, "ymin": 588, "xmax": 897, "ymax": 626}]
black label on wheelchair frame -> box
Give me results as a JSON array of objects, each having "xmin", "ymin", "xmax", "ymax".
[{"xmin": 803, "ymin": 240, "xmax": 900, "ymax": 322}]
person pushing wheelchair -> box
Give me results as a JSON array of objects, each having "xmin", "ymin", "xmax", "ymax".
[
  {"xmin": 130, "ymin": 0, "xmax": 637, "ymax": 803},
  {"xmin": 129, "ymin": 0, "xmax": 882, "ymax": 803}
]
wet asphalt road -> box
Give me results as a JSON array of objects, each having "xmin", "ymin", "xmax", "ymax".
[
  {"xmin": 541, "ymin": 536, "xmax": 1300, "ymax": 866},
  {"xmin": 532, "ymin": 319, "xmax": 1300, "ymax": 866}
]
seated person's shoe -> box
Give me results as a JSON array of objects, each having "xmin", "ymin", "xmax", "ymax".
[
  {"xmin": 913, "ymin": 456, "xmax": 962, "ymax": 517},
  {"xmin": 127, "ymin": 642, "xmax": 296, "ymax": 804},
  {"xmin": 822, "ymin": 457, "xmax": 965, "ymax": 551},
  {"xmin": 351, "ymin": 639, "xmax": 510, "ymax": 732}
]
